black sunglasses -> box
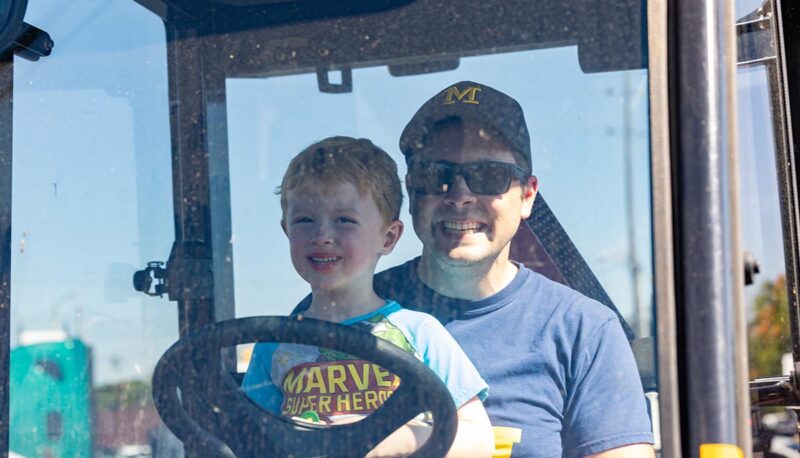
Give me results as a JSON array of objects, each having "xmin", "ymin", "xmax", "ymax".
[{"xmin": 408, "ymin": 160, "xmax": 529, "ymax": 196}]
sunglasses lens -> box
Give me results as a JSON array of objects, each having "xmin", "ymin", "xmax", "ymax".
[
  {"xmin": 464, "ymin": 163, "xmax": 513, "ymax": 194},
  {"xmin": 410, "ymin": 161, "xmax": 523, "ymax": 195},
  {"xmin": 410, "ymin": 164, "xmax": 453, "ymax": 194}
]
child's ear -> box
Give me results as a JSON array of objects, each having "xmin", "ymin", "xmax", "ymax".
[
  {"xmin": 280, "ymin": 219, "xmax": 288, "ymax": 236},
  {"xmin": 379, "ymin": 219, "xmax": 404, "ymax": 255}
]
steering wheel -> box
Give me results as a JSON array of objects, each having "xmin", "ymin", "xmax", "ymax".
[{"xmin": 152, "ymin": 315, "xmax": 458, "ymax": 457}]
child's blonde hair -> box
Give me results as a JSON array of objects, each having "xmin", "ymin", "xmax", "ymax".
[{"xmin": 278, "ymin": 136, "xmax": 403, "ymax": 223}]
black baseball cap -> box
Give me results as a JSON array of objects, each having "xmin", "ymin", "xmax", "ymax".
[{"xmin": 399, "ymin": 81, "xmax": 533, "ymax": 174}]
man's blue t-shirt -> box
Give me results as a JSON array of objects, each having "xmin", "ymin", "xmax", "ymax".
[{"xmin": 367, "ymin": 258, "xmax": 654, "ymax": 457}]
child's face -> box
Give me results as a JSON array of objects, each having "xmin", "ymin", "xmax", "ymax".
[{"xmin": 282, "ymin": 181, "xmax": 402, "ymax": 296}]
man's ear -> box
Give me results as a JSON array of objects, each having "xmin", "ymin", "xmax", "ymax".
[
  {"xmin": 405, "ymin": 175, "xmax": 417, "ymax": 215},
  {"xmin": 520, "ymin": 175, "xmax": 538, "ymax": 220},
  {"xmin": 280, "ymin": 219, "xmax": 288, "ymax": 236},
  {"xmin": 380, "ymin": 219, "xmax": 404, "ymax": 255}
]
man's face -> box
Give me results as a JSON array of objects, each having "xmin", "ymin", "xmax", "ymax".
[{"xmin": 407, "ymin": 121, "xmax": 537, "ymax": 268}]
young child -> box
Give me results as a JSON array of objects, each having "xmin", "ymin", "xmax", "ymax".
[{"xmin": 242, "ymin": 136, "xmax": 494, "ymax": 457}]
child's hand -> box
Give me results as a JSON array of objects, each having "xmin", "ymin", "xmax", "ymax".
[
  {"xmin": 367, "ymin": 396, "xmax": 494, "ymax": 458},
  {"xmin": 364, "ymin": 421, "xmax": 432, "ymax": 458}
]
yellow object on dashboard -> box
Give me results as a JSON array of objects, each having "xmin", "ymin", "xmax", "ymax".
[{"xmin": 699, "ymin": 443, "xmax": 744, "ymax": 458}]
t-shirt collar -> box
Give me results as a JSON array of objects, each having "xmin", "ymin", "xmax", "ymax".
[{"xmin": 409, "ymin": 257, "xmax": 531, "ymax": 316}]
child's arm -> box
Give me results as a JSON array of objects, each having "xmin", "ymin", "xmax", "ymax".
[
  {"xmin": 241, "ymin": 342, "xmax": 285, "ymax": 413},
  {"xmin": 365, "ymin": 395, "xmax": 494, "ymax": 458}
]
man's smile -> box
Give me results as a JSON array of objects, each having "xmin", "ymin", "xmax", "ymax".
[
  {"xmin": 436, "ymin": 220, "xmax": 488, "ymax": 238},
  {"xmin": 442, "ymin": 221, "xmax": 483, "ymax": 231}
]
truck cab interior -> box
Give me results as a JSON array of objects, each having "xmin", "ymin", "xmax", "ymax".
[{"xmin": 0, "ymin": 0, "xmax": 798, "ymax": 457}]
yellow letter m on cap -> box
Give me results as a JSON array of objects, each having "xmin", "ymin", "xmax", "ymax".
[{"xmin": 443, "ymin": 85, "xmax": 481, "ymax": 105}]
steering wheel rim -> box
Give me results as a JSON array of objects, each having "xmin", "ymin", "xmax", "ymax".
[{"xmin": 152, "ymin": 315, "xmax": 458, "ymax": 457}]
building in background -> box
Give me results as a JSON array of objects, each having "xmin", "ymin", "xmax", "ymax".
[{"xmin": 9, "ymin": 330, "xmax": 92, "ymax": 458}]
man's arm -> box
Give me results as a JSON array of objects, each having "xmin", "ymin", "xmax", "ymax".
[
  {"xmin": 587, "ymin": 443, "xmax": 655, "ymax": 458},
  {"xmin": 366, "ymin": 396, "xmax": 494, "ymax": 458}
]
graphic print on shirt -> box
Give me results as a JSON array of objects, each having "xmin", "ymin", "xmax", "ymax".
[
  {"xmin": 274, "ymin": 314, "xmax": 417, "ymax": 420},
  {"xmin": 492, "ymin": 426, "xmax": 523, "ymax": 457}
]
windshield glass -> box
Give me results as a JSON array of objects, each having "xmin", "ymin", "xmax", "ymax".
[
  {"xmin": 7, "ymin": 0, "xmax": 655, "ymax": 456},
  {"xmin": 228, "ymin": 56, "xmax": 652, "ymax": 326}
]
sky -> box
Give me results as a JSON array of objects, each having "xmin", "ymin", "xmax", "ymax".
[{"xmin": 6, "ymin": 0, "xmax": 786, "ymax": 393}]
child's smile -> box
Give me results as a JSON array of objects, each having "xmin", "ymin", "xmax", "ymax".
[{"xmin": 307, "ymin": 253, "xmax": 342, "ymax": 273}]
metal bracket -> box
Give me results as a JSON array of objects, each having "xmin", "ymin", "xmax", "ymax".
[
  {"xmin": 1, "ymin": 22, "xmax": 53, "ymax": 62},
  {"xmin": 750, "ymin": 374, "xmax": 800, "ymax": 408},
  {"xmin": 12, "ymin": 23, "xmax": 53, "ymax": 62},
  {"xmin": 736, "ymin": 0, "xmax": 775, "ymax": 66},
  {"xmin": 316, "ymin": 67, "xmax": 352, "ymax": 93},
  {"xmin": 132, "ymin": 261, "xmax": 168, "ymax": 297},
  {"xmin": 744, "ymin": 251, "xmax": 761, "ymax": 286},
  {"xmin": 132, "ymin": 241, "xmax": 214, "ymax": 301},
  {"xmin": 164, "ymin": 240, "xmax": 214, "ymax": 301}
]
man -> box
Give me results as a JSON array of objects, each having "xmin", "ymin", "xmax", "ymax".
[{"xmin": 374, "ymin": 81, "xmax": 655, "ymax": 457}]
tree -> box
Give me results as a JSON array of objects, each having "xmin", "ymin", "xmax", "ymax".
[{"xmin": 748, "ymin": 275, "xmax": 791, "ymax": 379}]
